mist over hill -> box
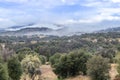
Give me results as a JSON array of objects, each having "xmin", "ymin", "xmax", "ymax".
[{"xmin": 0, "ymin": 23, "xmax": 120, "ymax": 36}]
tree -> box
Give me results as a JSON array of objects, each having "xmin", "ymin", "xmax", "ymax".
[
  {"xmin": 0, "ymin": 47, "xmax": 14, "ymax": 62},
  {"xmin": 39, "ymin": 55, "xmax": 47, "ymax": 64},
  {"xmin": 87, "ymin": 55, "xmax": 110, "ymax": 80},
  {"xmin": 0, "ymin": 55, "xmax": 3, "ymax": 63},
  {"xmin": 98, "ymin": 49, "xmax": 116, "ymax": 62},
  {"xmin": 17, "ymin": 47, "xmax": 38, "ymax": 61},
  {"xmin": 21, "ymin": 54, "xmax": 41, "ymax": 80},
  {"xmin": 7, "ymin": 57, "xmax": 22, "ymax": 80},
  {"xmin": 53, "ymin": 51, "xmax": 90, "ymax": 78},
  {"xmin": 117, "ymin": 58, "xmax": 120, "ymax": 78},
  {"xmin": 0, "ymin": 63, "xmax": 9, "ymax": 80},
  {"xmin": 16, "ymin": 47, "xmax": 34, "ymax": 55},
  {"xmin": 49, "ymin": 53, "xmax": 62, "ymax": 66}
]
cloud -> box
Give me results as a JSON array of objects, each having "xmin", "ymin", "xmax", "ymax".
[
  {"xmin": 0, "ymin": 0, "xmax": 120, "ymax": 28},
  {"xmin": 0, "ymin": 18, "xmax": 16, "ymax": 28},
  {"xmin": 63, "ymin": 15, "xmax": 120, "ymax": 24},
  {"xmin": 61, "ymin": 0, "xmax": 66, "ymax": 3},
  {"xmin": 111, "ymin": 0, "xmax": 120, "ymax": 3}
]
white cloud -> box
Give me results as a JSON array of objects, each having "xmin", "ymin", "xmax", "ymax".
[
  {"xmin": 65, "ymin": 0, "xmax": 120, "ymax": 24},
  {"xmin": 100, "ymin": 8, "xmax": 120, "ymax": 15},
  {"xmin": 111, "ymin": 0, "xmax": 120, "ymax": 3},
  {"xmin": 0, "ymin": 0, "xmax": 28, "ymax": 3},
  {"xmin": 63, "ymin": 14, "xmax": 120, "ymax": 24},
  {"xmin": 82, "ymin": 1, "xmax": 103, "ymax": 7},
  {"xmin": 0, "ymin": 18, "xmax": 6, "ymax": 21},
  {"xmin": 0, "ymin": 0, "xmax": 120, "ymax": 28},
  {"xmin": 0, "ymin": 18, "xmax": 16, "ymax": 28},
  {"xmin": 61, "ymin": 0, "xmax": 66, "ymax": 3}
]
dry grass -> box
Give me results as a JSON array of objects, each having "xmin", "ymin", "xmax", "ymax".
[
  {"xmin": 40, "ymin": 65, "xmax": 58, "ymax": 80},
  {"xmin": 20, "ymin": 65, "xmax": 57, "ymax": 80},
  {"xmin": 66, "ymin": 75, "xmax": 91, "ymax": 80},
  {"xmin": 109, "ymin": 64, "xmax": 119, "ymax": 80}
]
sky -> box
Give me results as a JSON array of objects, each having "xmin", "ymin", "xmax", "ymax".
[{"xmin": 0, "ymin": 0, "xmax": 120, "ymax": 29}]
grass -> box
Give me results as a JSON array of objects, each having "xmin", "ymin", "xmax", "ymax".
[{"xmin": 66, "ymin": 75, "xmax": 91, "ymax": 80}]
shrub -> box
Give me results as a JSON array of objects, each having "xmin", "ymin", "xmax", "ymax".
[
  {"xmin": 87, "ymin": 55, "xmax": 110, "ymax": 80},
  {"xmin": 8, "ymin": 57, "xmax": 22, "ymax": 80},
  {"xmin": 53, "ymin": 51, "xmax": 90, "ymax": 78}
]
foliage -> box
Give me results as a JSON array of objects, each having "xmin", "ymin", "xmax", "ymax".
[
  {"xmin": 53, "ymin": 51, "xmax": 90, "ymax": 78},
  {"xmin": 39, "ymin": 55, "xmax": 47, "ymax": 64},
  {"xmin": 0, "ymin": 55, "xmax": 4, "ymax": 63},
  {"xmin": 50, "ymin": 53, "xmax": 62, "ymax": 66},
  {"xmin": 0, "ymin": 32, "xmax": 120, "ymax": 80},
  {"xmin": 7, "ymin": 57, "xmax": 22, "ymax": 80},
  {"xmin": 21, "ymin": 54, "xmax": 41, "ymax": 79},
  {"xmin": 16, "ymin": 47, "xmax": 36, "ymax": 55},
  {"xmin": 0, "ymin": 47, "xmax": 14, "ymax": 62},
  {"xmin": 117, "ymin": 58, "xmax": 120, "ymax": 76},
  {"xmin": 17, "ymin": 47, "xmax": 38, "ymax": 61},
  {"xmin": 87, "ymin": 55, "xmax": 110, "ymax": 80},
  {"xmin": 0, "ymin": 63, "xmax": 9, "ymax": 80},
  {"xmin": 97, "ymin": 49, "xmax": 116, "ymax": 62}
]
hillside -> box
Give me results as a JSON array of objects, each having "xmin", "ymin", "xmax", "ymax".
[
  {"xmin": 0, "ymin": 27, "xmax": 54, "ymax": 36},
  {"xmin": 98, "ymin": 27, "xmax": 120, "ymax": 33}
]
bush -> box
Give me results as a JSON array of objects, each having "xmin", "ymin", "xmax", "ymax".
[
  {"xmin": 0, "ymin": 63, "xmax": 9, "ymax": 80},
  {"xmin": 49, "ymin": 53, "xmax": 62, "ymax": 66},
  {"xmin": 7, "ymin": 57, "xmax": 22, "ymax": 80},
  {"xmin": 53, "ymin": 51, "xmax": 90, "ymax": 78},
  {"xmin": 21, "ymin": 54, "xmax": 41, "ymax": 79},
  {"xmin": 87, "ymin": 55, "xmax": 110, "ymax": 80},
  {"xmin": 39, "ymin": 55, "xmax": 47, "ymax": 64}
]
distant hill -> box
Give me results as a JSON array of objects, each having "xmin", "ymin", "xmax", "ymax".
[
  {"xmin": 0, "ymin": 23, "xmax": 85, "ymax": 36},
  {"xmin": 98, "ymin": 27, "xmax": 120, "ymax": 33},
  {"xmin": 9, "ymin": 23, "xmax": 35, "ymax": 29},
  {"xmin": 0, "ymin": 27, "xmax": 54, "ymax": 36},
  {"xmin": 16, "ymin": 27, "xmax": 53, "ymax": 32}
]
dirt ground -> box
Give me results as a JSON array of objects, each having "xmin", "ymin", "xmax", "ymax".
[
  {"xmin": 66, "ymin": 75, "xmax": 91, "ymax": 80},
  {"xmin": 109, "ymin": 64, "xmax": 118, "ymax": 80},
  {"xmin": 40, "ymin": 65, "xmax": 58, "ymax": 80}
]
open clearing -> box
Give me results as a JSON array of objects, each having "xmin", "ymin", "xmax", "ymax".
[
  {"xmin": 109, "ymin": 64, "xmax": 118, "ymax": 80},
  {"xmin": 40, "ymin": 65, "xmax": 58, "ymax": 80},
  {"xmin": 66, "ymin": 75, "xmax": 91, "ymax": 80}
]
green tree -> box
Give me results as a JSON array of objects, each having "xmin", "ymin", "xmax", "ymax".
[
  {"xmin": 21, "ymin": 54, "xmax": 41, "ymax": 80},
  {"xmin": 39, "ymin": 55, "xmax": 47, "ymax": 64},
  {"xmin": 53, "ymin": 51, "xmax": 90, "ymax": 78},
  {"xmin": 17, "ymin": 47, "xmax": 38, "ymax": 61},
  {"xmin": 0, "ymin": 55, "xmax": 3, "ymax": 63},
  {"xmin": 8, "ymin": 57, "xmax": 22, "ymax": 80},
  {"xmin": 0, "ymin": 63, "xmax": 9, "ymax": 80},
  {"xmin": 117, "ymin": 58, "xmax": 120, "ymax": 77},
  {"xmin": 98, "ymin": 49, "xmax": 116, "ymax": 62},
  {"xmin": 87, "ymin": 55, "xmax": 110, "ymax": 80},
  {"xmin": 50, "ymin": 53, "xmax": 62, "ymax": 66}
]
